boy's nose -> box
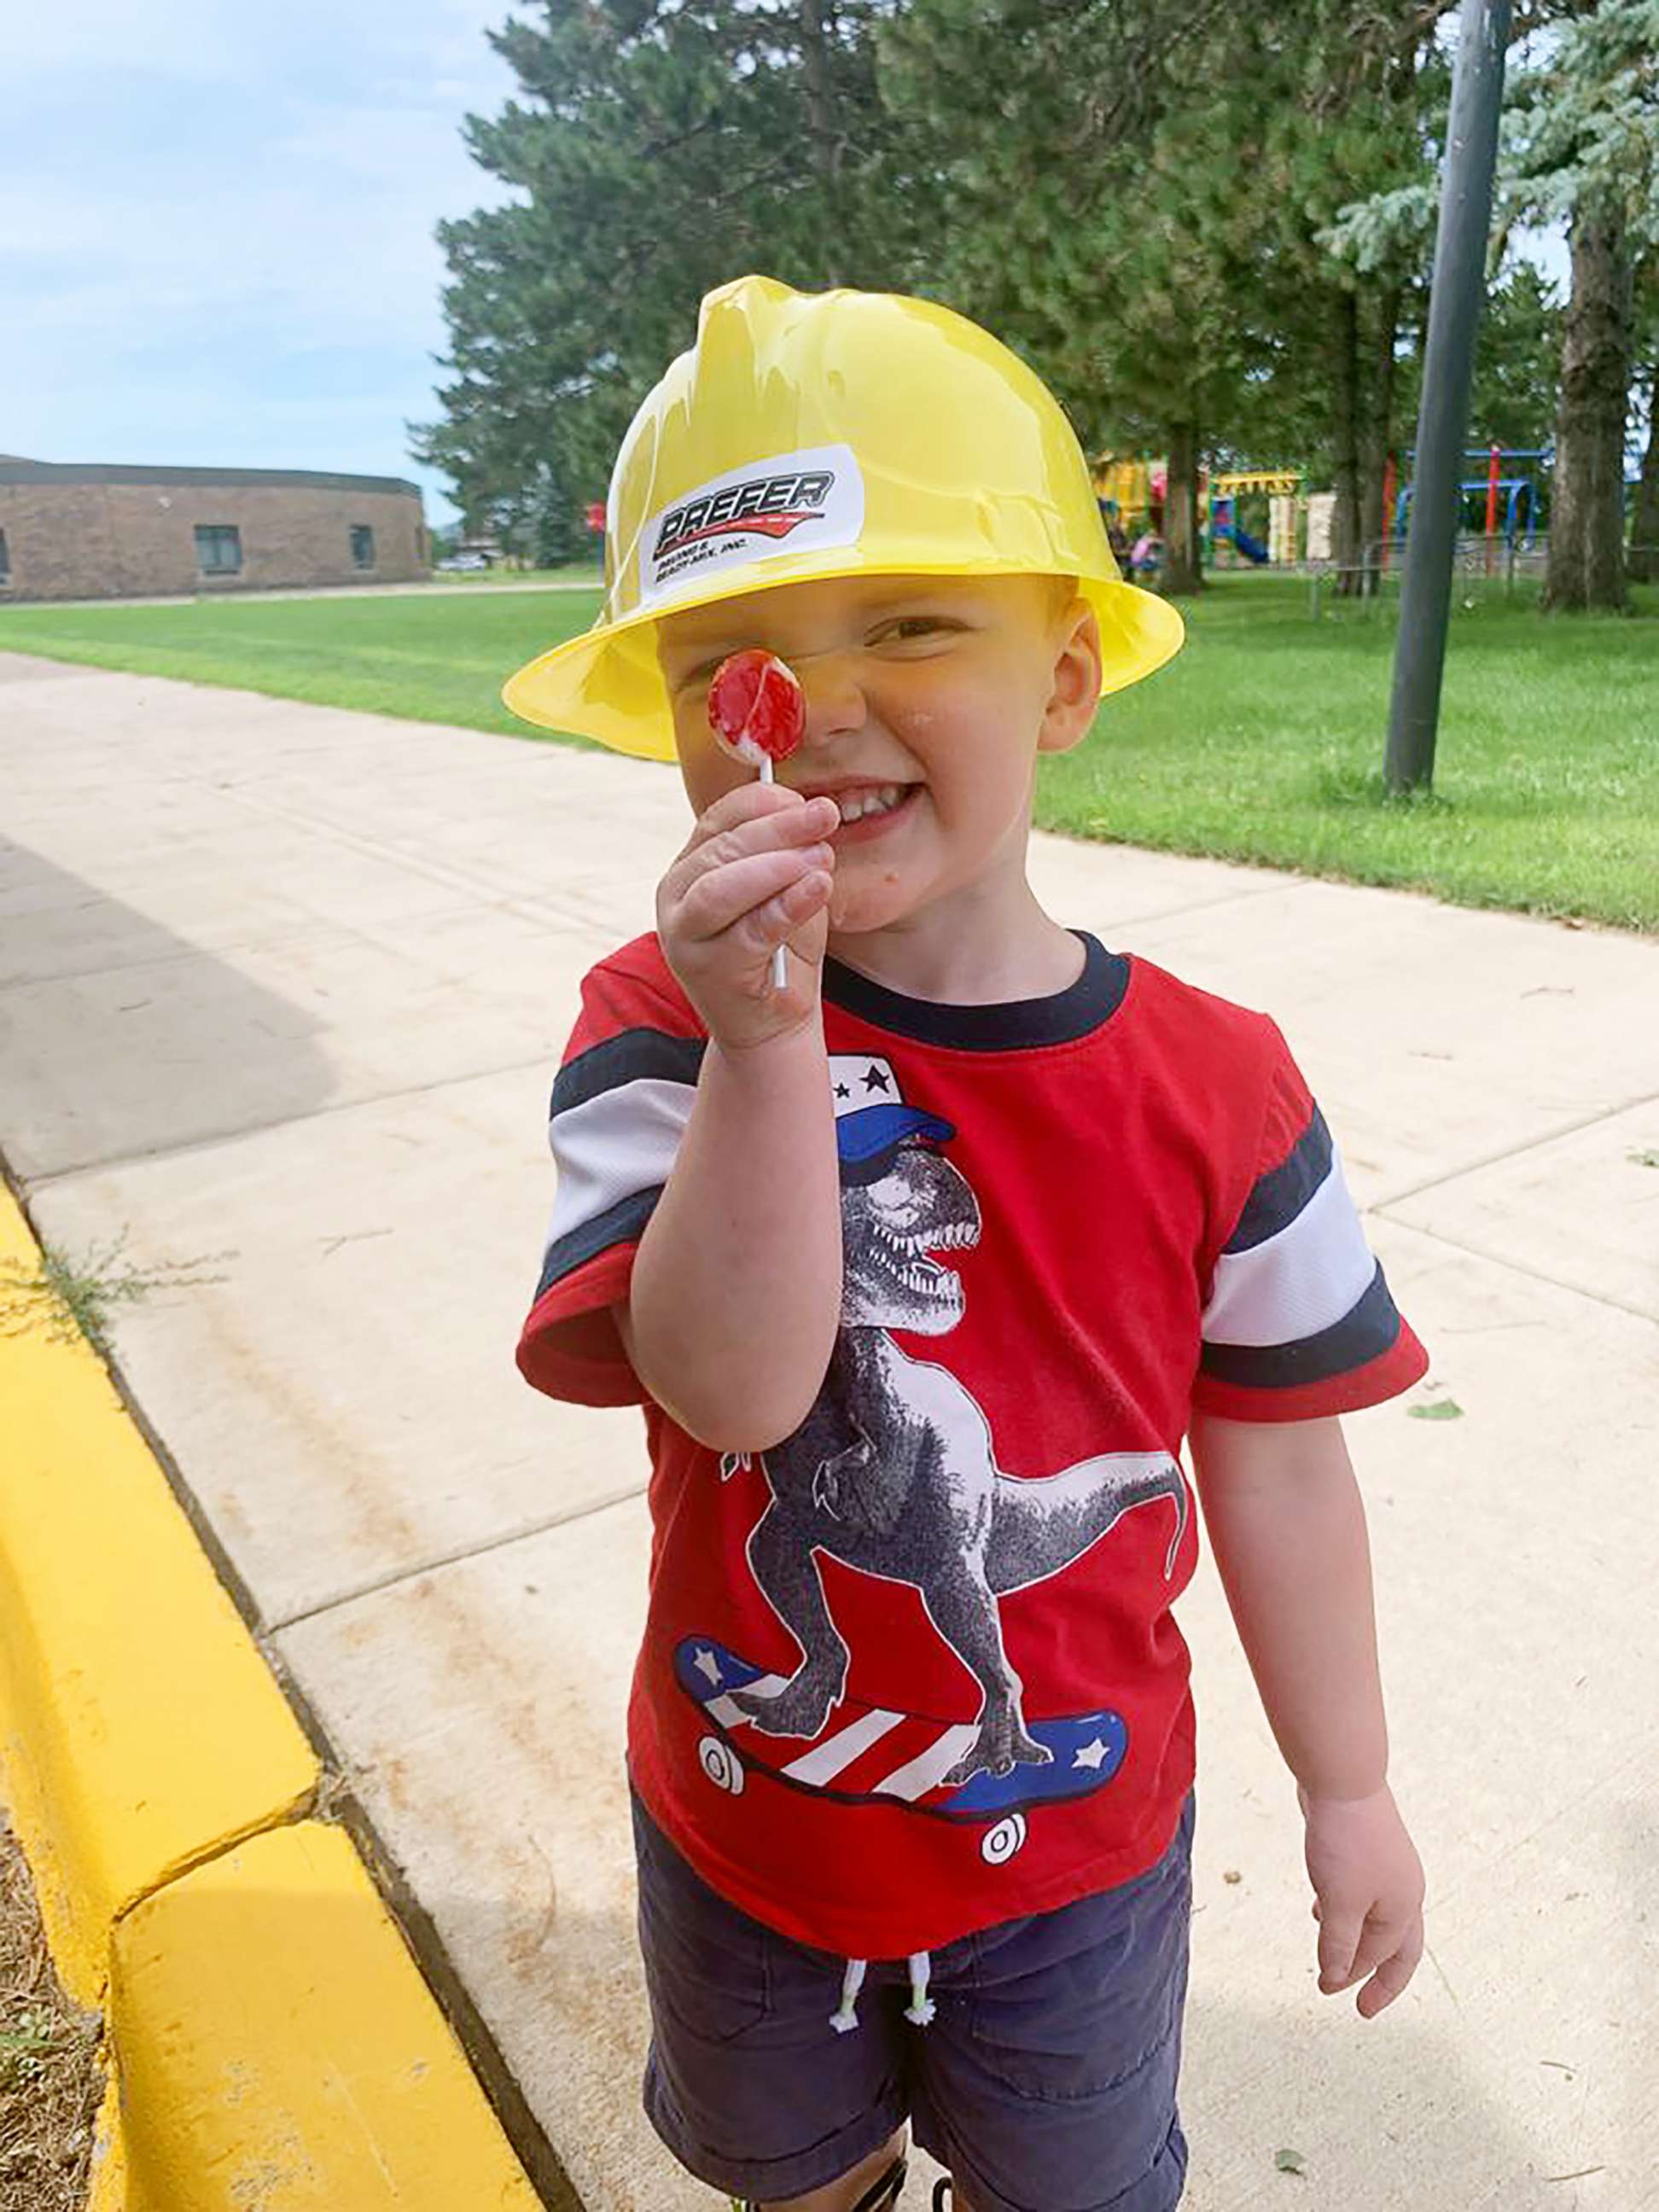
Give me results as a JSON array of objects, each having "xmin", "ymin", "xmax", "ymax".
[{"xmin": 795, "ymin": 655, "xmax": 868, "ymax": 749}]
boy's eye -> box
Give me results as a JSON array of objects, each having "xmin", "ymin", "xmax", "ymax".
[
  {"xmin": 871, "ymin": 614, "xmax": 958, "ymax": 644},
  {"xmin": 671, "ymin": 654, "xmax": 731, "ymax": 693}
]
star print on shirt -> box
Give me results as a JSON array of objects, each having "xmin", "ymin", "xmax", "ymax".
[
  {"xmin": 834, "ymin": 1082, "xmax": 851, "ymax": 1099},
  {"xmin": 1072, "ymin": 1738, "xmax": 1113, "ymax": 1771},
  {"xmin": 862, "ymin": 1063, "xmax": 892, "ymax": 1093}
]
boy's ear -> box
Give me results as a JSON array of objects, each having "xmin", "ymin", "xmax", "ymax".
[{"xmin": 1037, "ymin": 597, "xmax": 1103, "ymax": 756}]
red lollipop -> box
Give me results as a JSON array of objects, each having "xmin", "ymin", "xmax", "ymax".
[
  {"xmin": 706, "ymin": 649, "xmax": 808, "ymax": 991},
  {"xmin": 707, "ymin": 649, "xmax": 806, "ymax": 770}
]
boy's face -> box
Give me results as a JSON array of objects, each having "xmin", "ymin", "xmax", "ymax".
[{"xmin": 657, "ymin": 573, "xmax": 1102, "ymax": 939}]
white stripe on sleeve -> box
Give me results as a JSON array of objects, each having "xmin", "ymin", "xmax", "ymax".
[
  {"xmin": 1202, "ymin": 1147, "xmax": 1377, "ymax": 1348},
  {"xmin": 544, "ymin": 1076, "xmax": 695, "ymax": 1257}
]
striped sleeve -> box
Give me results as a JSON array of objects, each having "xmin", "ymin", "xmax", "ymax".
[
  {"xmin": 515, "ymin": 945, "xmax": 706, "ymax": 1406},
  {"xmin": 1192, "ymin": 1025, "xmax": 1428, "ymax": 1422}
]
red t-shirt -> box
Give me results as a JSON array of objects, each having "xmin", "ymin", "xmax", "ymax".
[{"xmin": 517, "ymin": 931, "xmax": 1427, "ymax": 1957}]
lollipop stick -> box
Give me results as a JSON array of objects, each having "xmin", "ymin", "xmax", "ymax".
[{"xmin": 760, "ymin": 756, "xmax": 788, "ymax": 991}]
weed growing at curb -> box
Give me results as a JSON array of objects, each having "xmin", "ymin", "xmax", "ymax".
[
  {"xmin": 0, "ymin": 1820, "xmax": 102, "ymax": 2210},
  {"xmin": 0, "ymin": 1231, "xmax": 230, "ymax": 1356}
]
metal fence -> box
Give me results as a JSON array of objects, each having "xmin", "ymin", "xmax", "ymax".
[
  {"xmin": 1303, "ymin": 534, "xmax": 1541, "ymax": 617},
  {"xmin": 1132, "ymin": 536, "xmax": 1657, "ymax": 609},
  {"xmin": 1302, "ymin": 534, "xmax": 1659, "ymax": 617}
]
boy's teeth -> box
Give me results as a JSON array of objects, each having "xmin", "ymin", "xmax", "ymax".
[{"xmin": 836, "ymin": 784, "xmax": 903, "ymax": 824}]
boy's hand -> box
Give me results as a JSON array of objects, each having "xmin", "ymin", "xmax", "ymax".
[
  {"xmin": 1300, "ymin": 1783, "xmax": 1424, "ymax": 2018},
  {"xmin": 658, "ymin": 783, "xmax": 841, "ymax": 1052}
]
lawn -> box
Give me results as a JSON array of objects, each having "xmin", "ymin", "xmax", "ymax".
[
  {"xmin": 0, "ymin": 583, "xmax": 593, "ymax": 735},
  {"xmin": 3, "ymin": 573, "xmax": 1654, "ymax": 931},
  {"xmin": 1041, "ymin": 574, "xmax": 1659, "ymax": 932}
]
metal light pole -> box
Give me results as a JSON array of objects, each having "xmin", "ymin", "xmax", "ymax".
[{"xmin": 1385, "ymin": 0, "xmax": 1511, "ymax": 793}]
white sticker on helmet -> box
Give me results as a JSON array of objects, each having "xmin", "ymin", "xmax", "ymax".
[{"xmin": 639, "ymin": 444, "xmax": 864, "ymax": 609}]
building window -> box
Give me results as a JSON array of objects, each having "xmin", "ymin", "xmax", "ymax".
[
  {"xmin": 195, "ymin": 524, "xmax": 242, "ymax": 575},
  {"xmin": 0, "ymin": 527, "xmax": 9, "ymax": 585},
  {"xmin": 350, "ymin": 524, "xmax": 375, "ymax": 570}
]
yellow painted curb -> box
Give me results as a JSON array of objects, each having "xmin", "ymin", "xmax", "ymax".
[
  {"xmin": 90, "ymin": 1820, "xmax": 538, "ymax": 2209},
  {"xmin": 0, "ymin": 1189, "xmax": 318, "ymax": 2005},
  {"xmin": 0, "ymin": 1186, "xmax": 543, "ymax": 2204}
]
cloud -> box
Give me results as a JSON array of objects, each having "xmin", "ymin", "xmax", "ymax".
[{"xmin": 0, "ymin": 1, "xmax": 523, "ymax": 519}]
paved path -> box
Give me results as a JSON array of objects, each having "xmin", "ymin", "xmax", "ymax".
[{"xmin": 3, "ymin": 650, "xmax": 1656, "ymax": 2211}]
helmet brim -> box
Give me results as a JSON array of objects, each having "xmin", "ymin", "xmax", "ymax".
[{"xmin": 502, "ymin": 560, "xmax": 1185, "ymax": 764}]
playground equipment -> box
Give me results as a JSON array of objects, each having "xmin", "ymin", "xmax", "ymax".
[
  {"xmin": 1084, "ymin": 443, "xmax": 1551, "ymax": 588},
  {"xmin": 1092, "ymin": 457, "xmax": 1307, "ymax": 564},
  {"xmin": 1305, "ymin": 492, "xmax": 1336, "ymax": 563},
  {"xmin": 1207, "ymin": 469, "xmax": 1301, "ymax": 565},
  {"xmin": 1390, "ymin": 445, "xmax": 1545, "ymax": 568},
  {"xmin": 1208, "ymin": 498, "xmax": 1269, "ymax": 563},
  {"xmin": 1268, "ymin": 494, "xmax": 1298, "ymax": 565},
  {"xmin": 1092, "ymin": 456, "xmax": 1161, "ymax": 531}
]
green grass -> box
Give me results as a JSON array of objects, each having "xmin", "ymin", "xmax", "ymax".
[
  {"xmin": 1040, "ymin": 573, "xmax": 1659, "ymax": 931},
  {"xmin": 3, "ymin": 573, "xmax": 1655, "ymax": 930},
  {"xmin": 0, "ymin": 1232, "xmax": 228, "ymax": 1355},
  {"xmin": 0, "ymin": 583, "xmax": 598, "ymax": 734}
]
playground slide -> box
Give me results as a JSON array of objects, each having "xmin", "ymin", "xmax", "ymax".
[{"xmin": 1220, "ymin": 522, "xmax": 1270, "ymax": 564}]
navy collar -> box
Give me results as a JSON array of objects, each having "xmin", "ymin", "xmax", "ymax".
[{"xmin": 823, "ymin": 931, "xmax": 1129, "ymax": 1051}]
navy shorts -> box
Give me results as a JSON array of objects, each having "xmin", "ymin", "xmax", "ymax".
[{"xmin": 633, "ymin": 1792, "xmax": 1193, "ymax": 2212}]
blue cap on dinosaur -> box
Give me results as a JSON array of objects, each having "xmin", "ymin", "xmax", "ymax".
[{"xmin": 830, "ymin": 1054, "xmax": 952, "ymax": 1168}]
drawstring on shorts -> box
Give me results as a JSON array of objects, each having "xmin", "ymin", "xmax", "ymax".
[
  {"xmin": 828, "ymin": 1951, "xmax": 935, "ymax": 2034},
  {"xmin": 830, "ymin": 1957, "xmax": 867, "ymax": 2034},
  {"xmin": 904, "ymin": 1950, "xmax": 935, "ymax": 2026}
]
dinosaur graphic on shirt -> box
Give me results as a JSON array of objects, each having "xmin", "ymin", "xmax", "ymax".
[{"xmin": 726, "ymin": 1107, "xmax": 1188, "ymax": 1792}]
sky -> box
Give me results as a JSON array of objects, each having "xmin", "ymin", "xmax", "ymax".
[
  {"xmin": 4, "ymin": 8, "xmax": 1576, "ymax": 533},
  {"xmin": 2, "ymin": 2, "xmax": 522, "ymax": 525}
]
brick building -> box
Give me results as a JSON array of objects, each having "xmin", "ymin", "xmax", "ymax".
[{"xmin": 0, "ymin": 457, "xmax": 428, "ymax": 601}]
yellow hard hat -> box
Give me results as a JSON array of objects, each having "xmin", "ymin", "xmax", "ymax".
[{"xmin": 503, "ymin": 275, "xmax": 1184, "ymax": 760}]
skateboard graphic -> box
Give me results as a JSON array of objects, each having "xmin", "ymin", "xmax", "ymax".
[{"xmin": 676, "ymin": 1636, "xmax": 1127, "ymax": 1866}]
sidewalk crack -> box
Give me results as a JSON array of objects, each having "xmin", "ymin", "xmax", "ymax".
[
  {"xmin": 1377, "ymin": 1217, "xmax": 1659, "ymax": 1328},
  {"xmin": 267, "ymin": 1481, "xmax": 649, "ymax": 1632},
  {"xmin": 1375, "ymin": 1086, "xmax": 1659, "ymax": 1212}
]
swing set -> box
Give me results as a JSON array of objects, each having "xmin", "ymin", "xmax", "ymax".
[{"xmin": 1387, "ymin": 445, "xmax": 1545, "ymax": 568}]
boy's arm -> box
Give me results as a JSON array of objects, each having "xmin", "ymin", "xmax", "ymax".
[
  {"xmin": 616, "ymin": 778, "xmax": 845, "ymax": 1452},
  {"xmin": 1188, "ymin": 1410, "xmax": 1425, "ymax": 2018},
  {"xmin": 619, "ymin": 1022, "xmax": 842, "ymax": 1449}
]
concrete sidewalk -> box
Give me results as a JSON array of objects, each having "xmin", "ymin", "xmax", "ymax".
[{"xmin": 3, "ymin": 649, "xmax": 1656, "ymax": 2211}]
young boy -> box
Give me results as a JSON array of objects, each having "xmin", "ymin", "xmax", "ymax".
[{"xmin": 508, "ymin": 276, "xmax": 1428, "ymax": 2212}]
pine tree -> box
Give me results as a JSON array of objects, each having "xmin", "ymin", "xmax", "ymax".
[
  {"xmin": 1261, "ymin": 0, "xmax": 1441, "ymax": 592},
  {"xmin": 1626, "ymin": 259, "xmax": 1659, "ymax": 577},
  {"xmin": 1469, "ymin": 264, "xmax": 1566, "ymax": 450},
  {"xmin": 413, "ymin": 2, "xmax": 934, "ymax": 536},
  {"xmin": 876, "ymin": 0, "xmax": 1277, "ymax": 594},
  {"xmin": 879, "ymin": 0, "xmax": 1441, "ymax": 595},
  {"xmin": 1505, "ymin": 0, "xmax": 1659, "ymax": 608}
]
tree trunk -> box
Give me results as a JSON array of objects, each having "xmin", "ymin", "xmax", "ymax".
[
  {"xmin": 1164, "ymin": 418, "xmax": 1202, "ymax": 596},
  {"xmin": 1358, "ymin": 283, "xmax": 1401, "ymax": 597},
  {"xmin": 800, "ymin": 0, "xmax": 844, "ymax": 286},
  {"xmin": 1543, "ymin": 201, "xmax": 1633, "ymax": 611},
  {"xmin": 1629, "ymin": 370, "xmax": 1659, "ymax": 585},
  {"xmin": 1331, "ymin": 286, "xmax": 1362, "ymax": 595}
]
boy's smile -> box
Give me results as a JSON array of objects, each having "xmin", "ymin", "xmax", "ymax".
[
  {"xmin": 659, "ymin": 572, "xmax": 1102, "ymax": 988},
  {"xmin": 795, "ymin": 778, "xmax": 916, "ymax": 832}
]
